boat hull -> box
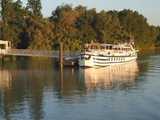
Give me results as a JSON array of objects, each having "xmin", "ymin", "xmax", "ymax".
[{"xmin": 79, "ymin": 55, "xmax": 137, "ymax": 67}]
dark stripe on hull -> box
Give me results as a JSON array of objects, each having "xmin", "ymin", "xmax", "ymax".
[{"xmin": 94, "ymin": 59, "xmax": 137, "ymax": 67}]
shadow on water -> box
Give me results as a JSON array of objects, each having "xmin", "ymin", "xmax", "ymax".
[{"xmin": 0, "ymin": 53, "xmax": 155, "ymax": 120}]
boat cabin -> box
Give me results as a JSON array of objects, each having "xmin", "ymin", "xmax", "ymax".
[{"xmin": 84, "ymin": 43, "xmax": 133, "ymax": 52}]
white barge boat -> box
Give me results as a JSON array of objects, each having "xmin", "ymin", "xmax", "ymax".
[{"xmin": 79, "ymin": 42, "xmax": 138, "ymax": 67}]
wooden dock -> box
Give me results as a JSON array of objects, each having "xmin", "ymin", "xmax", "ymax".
[{"xmin": 0, "ymin": 40, "xmax": 80, "ymax": 67}]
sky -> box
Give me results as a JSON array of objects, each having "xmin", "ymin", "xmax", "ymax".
[{"xmin": 23, "ymin": 0, "xmax": 160, "ymax": 26}]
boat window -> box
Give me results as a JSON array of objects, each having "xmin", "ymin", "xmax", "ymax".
[
  {"xmin": 109, "ymin": 46, "xmax": 112, "ymax": 50},
  {"xmin": 91, "ymin": 45, "xmax": 94, "ymax": 49},
  {"xmin": 92, "ymin": 45, "xmax": 99, "ymax": 50},
  {"xmin": 100, "ymin": 46, "xmax": 105, "ymax": 50}
]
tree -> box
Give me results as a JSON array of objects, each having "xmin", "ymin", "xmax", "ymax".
[
  {"xmin": 118, "ymin": 10, "xmax": 150, "ymax": 44},
  {"xmin": 155, "ymin": 34, "xmax": 160, "ymax": 47},
  {"xmin": 27, "ymin": 18, "xmax": 55, "ymax": 50},
  {"xmin": 50, "ymin": 4, "xmax": 81, "ymax": 50},
  {"xmin": 27, "ymin": 0, "xmax": 42, "ymax": 17},
  {"xmin": 75, "ymin": 8, "xmax": 97, "ymax": 44},
  {"xmin": 0, "ymin": 0, "xmax": 11, "ymax": 40}
]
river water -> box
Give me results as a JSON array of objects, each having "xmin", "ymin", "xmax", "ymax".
[{"xmin": 0, "ymin": 51, "xmax": 160, "ymax": 120}]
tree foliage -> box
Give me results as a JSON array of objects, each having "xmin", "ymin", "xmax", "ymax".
[
  {"xmin": 27, "ymin": 0, "xmax": 42, "ymax": 17},
  {"xmin": 0, "ymin": 2, "xmax": 160, "ymax": 51}
]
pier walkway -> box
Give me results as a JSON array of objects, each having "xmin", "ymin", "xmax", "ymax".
[
  {"xmin": 3, "ymin": 49, "xmax": 80, "ymax": 58},
  {"xmin": 0, "ymin": 40, "xmax": 80, "ymax": 59}
]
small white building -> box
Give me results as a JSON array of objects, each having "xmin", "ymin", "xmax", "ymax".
[{"xmin": 0, "ymin": 40, "xmax": 11, "ymax": 54}]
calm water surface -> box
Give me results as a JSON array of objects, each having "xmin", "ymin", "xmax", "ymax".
[{"xmin": 0, "ymin": 52, "xmax": 160, "ymax": 120}]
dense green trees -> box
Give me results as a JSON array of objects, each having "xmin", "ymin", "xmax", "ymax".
[
  {"xmin": 0, "ymin": 1, "xmax": 160, "ymax": 51},
  {"xmin": 0, "ymin": 0, "xmax": 26, "ymax": 46},
  {"xmin": 1, "ymin": 0, "xmax": 54, "ymax": 49},
  {"xmin": 155, "ymin": 27, "xmax": 160, "ymax": 47},
  {"xmin": 117, "ymin": 10, "xmax": 158, "ymax": 49}
]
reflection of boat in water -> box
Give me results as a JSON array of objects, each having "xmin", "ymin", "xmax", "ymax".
[{"xmin": 79, "ymin": 61, "xmax": 139, "ymax": 90}]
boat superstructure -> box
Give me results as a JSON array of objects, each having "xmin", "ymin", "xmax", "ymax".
[{"xmin": 78, "ymin": 42, "xmax": 138, "ymax": 67}]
